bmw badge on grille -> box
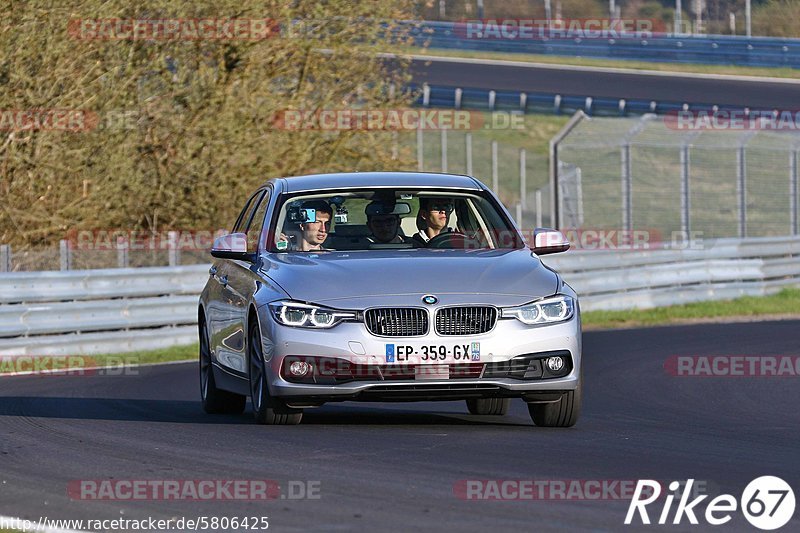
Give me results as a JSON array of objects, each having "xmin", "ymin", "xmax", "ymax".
[{"xmin": 422, "ymin": 294, "xmax": 438, "ymax": 305}]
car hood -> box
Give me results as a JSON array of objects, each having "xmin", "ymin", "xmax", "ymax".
[{"xmin": 259, "ymin": 248, "xmax": 560, "ymax": 308}]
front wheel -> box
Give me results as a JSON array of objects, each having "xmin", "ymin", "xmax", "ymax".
[
  {"xmin": 466, "ymin": 398, "xmax": 510, "ymax": 415},
  {"xmin": 527, "ymin": 385, "xmax": 581, "ymax": 427},
  {"xmin": 199, "ymin": 317, "xmax": 246, "ymax": 415},
  {"xmin": 248, "ymin": 320, "xmax": 302, "ymax": 425}
]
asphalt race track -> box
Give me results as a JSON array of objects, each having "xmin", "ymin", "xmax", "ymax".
[
  {"xmin": 1, "ymin": 320, "xmax": 798, "ymax": 532},
  {"xmin": 410, "ymin": 56, "xmax": 800, "ymax": 110}
]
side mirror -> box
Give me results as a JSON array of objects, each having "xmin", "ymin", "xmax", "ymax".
[
  {"xmin": 210, "ymin": 232, "xmax": 252, "ymax": 260},
  {"xmin": 531, "ymin": 228, "xmax": 570, "ymax": 255}
]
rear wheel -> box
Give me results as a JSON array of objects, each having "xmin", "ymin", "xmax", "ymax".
[
  {"xmin": 248, "ymin": 319, "xmax": 302, "ymax": 425},
  {"xmin": 527, "ymin": 384, "xmax": 581, "ymax": 427},
  {"xmin": 466, "ymin": 398, "xmax": 510, "ymax": 416},
  {"xmin": 199, "ymin": 316, "xmax": 246, "ymax": 414}
]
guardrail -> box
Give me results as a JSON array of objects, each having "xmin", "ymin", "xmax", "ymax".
[
  {"xmin": 0, "ymin": 236, "xmax": 797, "ymax": 356},
  {"xmin": 410, "ymin": 21, "xmax": 800, "ymax": 69},
  {"xmin": 414, "ymin": 83, "xmax": 711, "ymax": 117}
]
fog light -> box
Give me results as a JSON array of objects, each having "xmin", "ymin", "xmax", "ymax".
[
  {"xmin": 289, "ymin": 361, "xmax": 311, "ymax": 377},
  {"xmin": 545, "ymin": 356, "xmax": 564, "ymax": 372}
]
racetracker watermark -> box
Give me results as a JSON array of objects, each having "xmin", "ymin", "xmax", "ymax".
[
  {"xmin": 456, "ymin": 18, "xmax": 662, "ymax": 40},
  {"xmin": 0, "ymin": 355, "xmax": 140, "ymax": 377},
  {"xmin": 67, "ymin": 480, "xmax": 320, "ymax": 500},
  {"xmin": 0, "ymin": 109, "xmax": 97, "ymax": 132},
  {"xmin": 665, "ymin": 110, "xmax": 800, "ymax": 131},
  {"xmin": 272, "ymin": 109, "xmax": 525, "ymax": 131},
  {"xmin": 454, "ymin": 480, "xmax": 670, "ymax": 500},
  {"xmin": 522, "ymin": 229, "xmax": 704, "ymax": 250},
  {"xmin": 66, "ymin": 229, "xmax": 228, "ymax": 252},
  {"xmin": 664, "ymin": 356, "xmax": 800, "ymax": 377},
  {"xmin": 68, "ymin": 19, "xmax": 279, "ymax": 41}
]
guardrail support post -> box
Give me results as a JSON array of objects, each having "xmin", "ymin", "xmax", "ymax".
[
  {"xmin": 440, "ymin": 129, "xmax": 448, "ymax": 172},
  {"xmin": 491, "ymin": 141, "xmax": 499, "ymax": 194},
  {"xmin": 465, "ymin": 133, "xmax": 473, "ymax": 176},
  {"xmin": 168, "ymin": 230, "xmax": 180, "ymax": 267},
  {"xmin": 422, "ymin": 84, "xmax": 430, "ymax": 107},
  {"xmin": 737, "ymin": 145, "xmax": 747, "ymax": 237},
  {"xmin": 621, "ymin": 143, "xmax": 632, "ymax": 233},
  {"xmin": 519, "ymin": 92, "xmax": 527, "ymax": 113},
  {"xmin": 117, "ymin": 236, "xmax": 129, "ymax": 268},
  {"xmin": 488, "ymin": 90, "xmax": 496, "ymax": 111},
  {"xmin": 554, "ymin": 94, "xmax": 562, "ymax": 115},
  {"xmin": 680, "ymin": 144, "xmax": 691, "ymax": 234},
  {"xmin": 0, "ymin": 244, "xmax": 10, "ymax": 272},
  {"xmin": 791, "ymin": 150, "xmax": 798, "ymax": 235},
  {"xmin": 59, "ymin": 239, "xmax": 72, "ymax": 271},
  {"xmin": 454, "ymin": 88, "xmax": 462, "ymax": 109},
  {"xmin": 519, "ymin": 148, "xmax": 527, "ymax": 210}
]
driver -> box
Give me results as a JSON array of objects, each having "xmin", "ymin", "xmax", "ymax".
[
  {"xmin": 365, "ymin": 201, "xmax": 405, "ymax": 244},
  {"xmin": 412, "ymin": 197, "xmax": 455, "ymax": 245},
  {"xmin": 279, "ymin": 200, "xmax": 333, "ymax": 251}
]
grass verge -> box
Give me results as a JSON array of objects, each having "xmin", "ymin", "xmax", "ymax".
[{"xmin": 582, "ymin": 288, "xmax": 800, "ymax": 330}]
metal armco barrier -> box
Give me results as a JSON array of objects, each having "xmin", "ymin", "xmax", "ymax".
[
  {"xmin": 0, "ymin": 236, "xmax": 797, "ymax": 356},
  {"xmin": 407, "ymin": 21, "xmax": 800, "ymax": 69}
]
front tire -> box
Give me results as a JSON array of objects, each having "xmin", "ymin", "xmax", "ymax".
[
  {"xmin": 466, "ymin": 398, "xmax": 510, "ymax": 415},
  {"xmin": 248, "ymin": 319, "xmax": 302, "ymax": 425},
  {"xmin": 527, "ymin": 384, "xmax": 581, "ymax": 427},
  {"xmin": 199, "ymin": 316, "xmax": 246, "ymax": 415}
]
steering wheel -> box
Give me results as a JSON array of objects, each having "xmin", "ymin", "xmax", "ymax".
[{"xmin": 426, "ymin": 231, "xmax": 470, "ymax": 249}]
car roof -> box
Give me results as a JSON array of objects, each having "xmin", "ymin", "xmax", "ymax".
[{"xmin": 277, "ymin": 172, "xmax": 485, "ymax": 193}]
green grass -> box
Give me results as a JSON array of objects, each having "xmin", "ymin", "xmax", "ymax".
[
  {"xmin": 397, "ymin": 45, "xmax": 800, "ymax": 79},
  {"xmin": 582, "ymin": 288, "xmax": 800, "ymax": 329},
  {"xmin": 0, "ymin": 344, "xmax": 197, "ymax": 375}
]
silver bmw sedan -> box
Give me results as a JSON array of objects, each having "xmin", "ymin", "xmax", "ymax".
[{"xmin": 199, "ymin": 172, "xmax": 581, "ymax": 426}]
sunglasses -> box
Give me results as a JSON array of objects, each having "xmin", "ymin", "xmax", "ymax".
[{"xmin": 426, "ymin": 203, "xmax": 454, "ymax": 213}]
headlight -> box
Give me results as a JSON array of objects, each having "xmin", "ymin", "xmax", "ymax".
[
  {"xmin": 502, "ymin": 295, "xmax": 575, "ymax": 325},
  {"xmin": 269, "ymin": 301, "xmax": 356, "ymax": 329}
]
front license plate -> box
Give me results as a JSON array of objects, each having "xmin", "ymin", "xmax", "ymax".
[{"xmin": 384, "ymin": 342, "xmax": 481, "ymax": 364}]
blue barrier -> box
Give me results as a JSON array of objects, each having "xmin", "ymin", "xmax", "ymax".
[{"xmin": 406, "ymin": 21, "xmax": 800, "ymax": 69}]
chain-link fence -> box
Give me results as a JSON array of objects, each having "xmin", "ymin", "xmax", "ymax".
[{"xmin": 553, "ymin": 113, "xmax": 800, "ymax": 240}]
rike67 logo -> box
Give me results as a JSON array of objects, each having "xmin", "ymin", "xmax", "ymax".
[{"xmin": 626, "ymin": 477, "xmax": 795, "ymax": 530}]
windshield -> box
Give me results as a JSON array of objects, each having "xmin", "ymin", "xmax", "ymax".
[{"xmin": 269, "ymin": 189, "xmax": 522, "ymax": 252}]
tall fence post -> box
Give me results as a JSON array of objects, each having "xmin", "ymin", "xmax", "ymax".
[
  {"xmin": 535, "ymin": 190, "xmax": 543, "ymax": 228},
  {"xmin": 550, "ymin": 111, "xmax": 587, "ymax": 229},
  {"xmin": 440, "ymin": 129, "xmax": 448, "ymax": 172},
  {"xmin": 168, "ymin": 230, "xmax": 180, "ymax": 267},
  {"xmin": 519, "ymin": 148, "xmax": 527, "ymax": 210},
  {"xmin": 416, "ymin": 125, "xmax": 423, "ymax": 171},
  {"xmin": 491, "ymin": 141, "xmax": 499, "ymax": 194},
  {"xmin": 465, "ymin": 133, "xmax": 473, "ymax": 176},
  {"xmin": 680, "ymin": 144, "xmax": 691, "ymax": 235},
  {"xmin": 737, "ymin": 145, "xmax": 747, "ymax": 238},
  {"xmin": 515, "ymin": 202, "xmax": 522, "ymax": 226},
  {"xmin": 791, "ymin": 150, "xmax": 798, "ymax": 236},
  {"xmin": 621, "ymin": 143, "xmax": 632, "ymax": 233},
  {"xmin": 0, "ymin": 244, "xmax": 10, "ymax": 272},
  {"xmin": 59, "ymin": 239, "xmax": 72, "ymax": 271}
]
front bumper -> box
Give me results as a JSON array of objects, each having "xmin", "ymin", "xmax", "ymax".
[{"xmin": 257, "ymin": 306, "xmax": 581, "ymax": 402}]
